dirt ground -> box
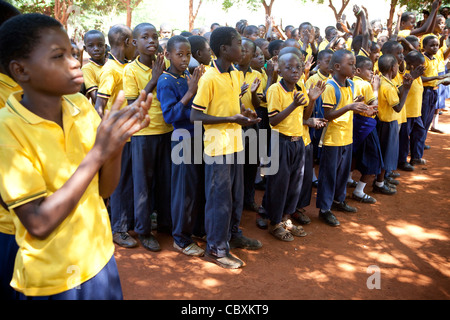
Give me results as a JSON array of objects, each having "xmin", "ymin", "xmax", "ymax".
[{"xmin": 114, "ymin": 108, "xmax": 450, "ymax": 301}]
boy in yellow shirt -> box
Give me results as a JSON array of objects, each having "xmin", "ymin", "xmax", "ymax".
[
  {"xmin": 0, "ymin": 13, "xmax": 150, "ymax": 299},
  {"xmin": 81, "ymin": 30, "xmax": 106, "ymax": 104}
]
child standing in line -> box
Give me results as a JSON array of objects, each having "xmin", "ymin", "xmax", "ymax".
[
  {"xmin": 81, "ymin": 30, "xmax": 107, "ymax": 105},
  {"xmin": 123, "ymin": 23, "xmax": 174, "ymax": 251},
  {"xmin": 373, "ymin": 54, "xmax": 412, "ymax": 195},
  {"xmin": 157, "ymin": 35, "xmax": 205, "ymax": 257},
  {"xmin": 265, "ymin": 52, "xmax": 326, "ymax": 241},
  {"xmin": 316, "ymin": 49, "xmax": 376, "ymax": 227},
  {"xmin": 190, "ymin": 27, "xmax": 262, "ymax": 269},
  {"xmin": 0, "ymin": 13, "xmax": 151, "ymax": 299}
]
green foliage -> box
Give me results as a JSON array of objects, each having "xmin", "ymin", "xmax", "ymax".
[
  {"xmin": 221, "ymin": 0, "xmax": 266, "ymax": 12},
  {"xmin": 398, "ymin": 0, "xmax": 450, "ymax": 11}
]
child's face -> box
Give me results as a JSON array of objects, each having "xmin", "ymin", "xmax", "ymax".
[
  {"xmin": 377, "ymin": 36, "xmax": 388, "ymax": 48},
  {"xmin": 318, "ymin": 53, "xmax": 332, "ymax": 74},
  {"xmin": 435, "ymin": 17, "xmax": 446, "ymax": 34},
  {"xmin": 391, "ymin": 62, "xmax": 399, "ymax": 78},
  {"xmin": 247, "ymin": 31, "xmax": 259, "ymax": 41},
  {"xmin": 71, "ymin": 43, "xmax": 80, "ymax": 60},
  {"xmin": 196, "ymin": 41, "xmax": 212, "ymax": 66},
  {"xmin": 83, "ymin": 33, "xmax": 106, "ymax": 62},
  {"xmin": 160, "ymin": 27, "xmax": 172, "ymax": 39},
  {"xmin": 369, "ymin": 45, "xmax": 381, "ymax": 63},
  {"xmin": 392, "ymin": 45, "xmax": 404, "ymax": 64},
  {"xmin": 134, "ymin": 26, "xmax": 159, "ymax": 57},
  {"xmin": 336, "ymin": 53, "xmax": 356, "ymax": 78},
  {"xmin": 251, "ymin": 46, "xmax": 265, "ymax": 70},
  {"xmin": 402, "ymin": 15, "xmax": 416, "ymax": 30},
  {"xmin": 356, "ymin": 62, "xmax": 374, "ymax": 82},
  {"xmin": 279, "ymin": 54, "xmax": 303, "ymax": 84},
  {"xmin": 424, "ymin": 37, "xmax": 440, "ymax": 55},
  {"xmin": 239, "ymin": 41, "xmax": 255, "ymax": 66},
  {"xmin": 335, "ymin": 38, "xmax": 346, "ymax": 50},
  {"xmin": 17, "ymin": 27, "xmax": 83, "ymax": 95},
  {"xmin": 291, "ymin": 29, "xmax": 300, "ymax": 41},
  {"xmin": 372, "ymin": 21, "xmax": 383, "ymax": 35},
  {"xmin": 223, "ymin": 33, "xmax": 243, "ymax": 63},
  {"xmin": 259, "ymin": 41, "xmax": 270, "ymax": 60},
  {"xmin": 166, "ymin": 41, "xmax": 191, "ymax": 74},
  {"xmin": 258, "ymin": 25, "xmax": 266, "ymax": 38}
]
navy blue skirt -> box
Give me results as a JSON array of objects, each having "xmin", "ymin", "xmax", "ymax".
[
  {"xmin": 376, "ymin": 119, "xmax": 399, "ymax": 172},
  {"xmin": 354, "ymin": 128, "xmax": 384, "ymax": 175}
]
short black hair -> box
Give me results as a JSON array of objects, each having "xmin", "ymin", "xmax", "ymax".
[
  {"xmin": 317, "ymin": 49, "xmax": 334, "ymax": 61},
  {"xmin": 180, "ymin": 31, "xmax": 193, "ymax": 38},
  {"xmin": 404, "ymin": 50, "xmax": 425, "ymax": 66},
  {"xmin": 254, "ymin": 38, "xmax": 268, "ymax": 48},
  {"xmin": 405, "ymin": 35, "xmax": 419, "ymax": 45},
  {"xmin": 242, "ymin": 37, "xmax": 256, "ymax": 53},
  {"xmin": 283, "ymin": 38, "xmax": 300, "ymax": 48},
  {"xmin": 355, "ymin": 55, "xmax": 372, "ymax": 69},
  {"xmin": 378, "ymin": 54, "xmax": 397, "ymax": 74},
  {"xmin": 109, "ymin": 24, "xmax": 132, "ymax": 46},
  {"xmin": 279, "ymin": 46, "xmax": 303, "ymax": 59},
  {"xmin": 211, "ymin": 22, "xmax": 220, "ymax": 29},
  {"xmin": 422, "ymin": 34, "xmax": 438, "ymax": 47},
  {"xmin": 325, "ymin": 26, "xmax": 337, "ymax": 38},
  {"xmin": 0, "ymin": 0, "xmax": 20, "ymax": 27},
  {"xmin": 268, "ymin": 39, "xmax": 284, "ymax": 57},
  {"xmin": 132, "ymin": 22, "xmax": 155, "ymax": 39},
  {"xmin": 299, "ymin": 22, "xmax": 313, "ymax": 31},
  {"xmin": 243, "ymin": 25, "xmax": 258, "ymax": 37},
  {"xmin": 188, "ymin": 35, "xmax": 208, "ymax": 54},
  {"xmin": 381, "ymin": 40, "xmax": 402, "ymax": 55},
  {"xmin": 167, "ymin": 35, "xmax": 190, "ymax": 52},
  {"xmin": 330, "ymin": 49, "xmax": 353, "ymax": 70},
  {"xmin": 351, "ymin": 35, "xmax": 363, "ymax": 53},
  {"xmin": 84, "ymin": 30, "xmax": 105, "ymax": 43},
  {"xmin": 210, "ymin": 26, "xmax": 239, "ymax": 57},
  {"xmin": 401, "ymin": 12, "xmax": 414, "ymax": 23},
  {"xmin": 0, "ymin": 13, "xmax": 62, "ymax": 77}
]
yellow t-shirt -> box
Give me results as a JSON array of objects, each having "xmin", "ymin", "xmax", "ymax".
[
  {"xmin": 298, "ymin": 40, "xmax": 313, "ymax": 60},
  {"xmin": 0, "ymin": 73, "xmax": 21, "ymax": 107},
  {"xmin": 81, "ymin": 59, "xmax": 103, "ymax": 95},
  {"xmin": 392, "ymin": 72, "xmax": 407, "ymax": 124},
  {"xmin": 192, "ymin": 60, "xmax": 244, "ymax": 157},
  {"xmin": 423, "ymin": 53, "xmax": 440, "ymax": 88},
  {"xmin": 405, "ymin": 70, "xmax": 423, "ymax": 118},
  {"xmin": 258, "ymin": 68, "xmax": 268, "ymax": 108},
  {"xmin": 321, "ymin": 78, "xmax": 354, "ymax": 147},
  {"xmin": 267, "ymin": 79, "xmax": 309, "ymax": 137},
  {"xmin": 378, "ymin": 75, "xmax": 400, "ymax": 122},
  {"xmin": 123, "ymin": 56, "xmax": 173, "ymax": 136},
  {"xmin": 0, "ymin": 91, "xmax": 114, "ymax": 296},
  {"xmin": 353, "ymin": 76, "xmax": 376, "ymax": 106},
  {"xmin": 398, "ymin": 29, "xmax": 411, "ymax": 38},
  {"xmin": 318, "ymin": 39, "xmax": 329, "ymax": 52},
  {"xmin": 97, "ymin": 53, "xmax": 128, "ymax": 111},
  {"xmin": 357, "ymin": 48, "xmax": 370, "ymax": 58},
  {"xmin": 238, "ymin": 67, "xmax": 264, "ymax": 111}
]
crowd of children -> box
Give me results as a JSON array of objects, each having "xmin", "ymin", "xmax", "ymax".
[{"xmin": 0, "ymin": 0, "xmax": 449, "ymax": 299}]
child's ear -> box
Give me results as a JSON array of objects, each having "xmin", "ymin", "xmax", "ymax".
[
  {"xmin": 164, "ymin": 50, "xmax": 170, "ymax": 59},
  {"xmin": 9, "ymin": 60, "xmax": 29, "ymax": 83},
  {"xmin": 132, "ymin": 38, "xmax": 137, "ymax": 47},
  {"xmin": 355, "ymin": 67, "xmax": 361, "ymax": 74}
]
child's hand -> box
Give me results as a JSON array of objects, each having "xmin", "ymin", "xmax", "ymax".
[
  {"xmin": 232, "ymin": 111, "xmax": 261, "ymax": 126},
  {"xmin": 354, "ymin": 95, "xmax": 365, "ymax": 103},
  {"xmin": 365, "ymin": 105, "xmax": 378, "ymax": 117},
  {"xmin": 240, "ymin": 82, "xmax": 250, "ymax": 97},
  {"xmin": 251, "ymin": 78, "xmax": 261, "ymax": 94},
  {"xmin": 95, "ymin": 90, "xmax": 151, "ymax": 160},
  {"xmin": 371, "ymin": 75, "xmax": 381, "ymax": 91},
  {"xmin": 410, "ymin": 65, "xmax": 425, "ymax": 79},
  {"xmin": 293, "ymin": 91, "xmax": 307, "ymax": 107},
  {"xmin": 350, "ymin": 102, "xmax": 370, "ymax": 114},
  {"xmin": 187, "ymin": 65, "xmax": 203, "ymax": 94},
  {"xmin": 402, "ymin": 73, "xmax": 413, "ymax": 89},
  {"xmin": 307, "ymin": 80, "xmax": 326, "ymax": 101},
  {"xmin": 308, "ymin": 117, "xmax": 328, "ymax": 129},
  {"xmin": 152, "ymin": 53, "xmax": 165, "ymax": 79},
  {"xmin": 305, "ymin": 55, "xmax": 314, "ymax": 72},
  {"xmin": 353, "ymin": 5, "xmax": 361, "ymax": 16}
]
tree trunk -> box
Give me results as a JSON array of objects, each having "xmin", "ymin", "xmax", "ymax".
[
  {"xmin": 263, "ymin": 0, "xmax": 275, "ymax": 31},
  {"xmin": 386, "ymin": 0, "xmax": 398, "ymax": 38},
  {"xmin": 328, "ymin": 0, "xmax": 350, "ymax": 22},
  {"xmin": 54, "ymin": 0, "xmax": 73, "ymax": 29},
  {"xmin": 189, "ymin": 0, "xmax": 203, "ymax": 32},
  {"xmin": 121, "ymin": 0, "xmax": 143, "ymax": 27}
]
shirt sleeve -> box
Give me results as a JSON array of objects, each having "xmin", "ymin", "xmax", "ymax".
[
  {"xmin": 123, "ymin": 67, "xmax": 140, "ymax": 101},
  {"xmin": 97, "ymin": 68, "xmax": 117, "ymax": 100},
  {"xmin": 384, "ymin": 85, "xmax": 400, "ymax": 108},
  {"xmin": 267, "ymin": 85, "xmax": 282, "ymax": 117},
  {"xmin": 157, "ymin": 75, "xmax": 191, "ymax": 124},
  {"xmin": 81, "ymin": 65, "xmax": 98, "ymax": 94},
  {"xmin": 192, "ymin": 75, "xmax": 212, "ymax": 113},
  {"xmin": 322, "ymin": 83, "xmax": 337, "ymax": 109}
]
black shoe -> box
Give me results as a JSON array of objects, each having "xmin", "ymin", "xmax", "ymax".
[
  {"xmin": 113, "ymin": 232, "xmax": 138, "ymax": 248},
  {"xmin": 205, "ymin": 252, "xmax": 244, "ymax": 269},
  {"xmin": 387, "ymin": 171, "xmax": 401, "ymax": 178},
  {"xmin": 312, "ymin": 180, "xmax": 318, "ymax": 188},
  {"xmin": 244, "ymin": 202, "xmax": 259, "ymax": 212},
  {"xmin": 410, "ymin": 158, "xmax": 427, "ymax": 165},
  {"xmin": 424, "ymin": 145, "xmax": 431, "ymax": 150},
  {"xmin": 331, "ymin": 201, "xmax": 357, "ymax": 213},
  {"xmin": 385, "ymin": 176, "xmax": 400, "ymax": 186},
  {"xmin": 319, "ymin": 210, "xmax": 340, "ymax": 227},
  {"xmin": 292, "ymin": 209, "xmax": 311, "ymax": 225},
  {"xmin": 398, "ymin": 162, "xmax": 414, "ymax": 171},
  {"xmin": 255, "ymin": 215, "xmax": 268, "ymax": 229},
  {"xmin": 138, "ymin": 234, "xmax": 161, "ymax": 252},
  {"xmin": 229, "ymin": 235, "xmax": 262, "ymax": 250},
  {"xmin": 347, "ymin": 180, "xmax": 357, "ymax": 188},
  {"xmin": 352, "ymin": 192, "xmax": 377, "ymax": 204},
  {"xmin": 373, "ymin": 181, "xmax": 397, "ymax": 195}
]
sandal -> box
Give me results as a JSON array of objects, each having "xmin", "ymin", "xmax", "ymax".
[
  {"xmin": 269, "ymin": 222, "xmax": 294, "ymax": 241},
  {"xmin": 173, "ymin": 242, "xmax": 205, "ymax": 257},
  {"xmin": 282, "ymin": 219, "xmax": 307, "ymax": 237}
]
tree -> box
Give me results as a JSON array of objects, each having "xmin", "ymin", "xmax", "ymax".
[
  {"xmin": 189, "ymin": 0, "xmax": 203, "ymax": 31},
  {"xmin": 221, "ymin": 0, "xmax": 275, "ymax": 29},
  {"xmin": 120, "ymin": 0, "xmax": 143, "ymax": 27}
]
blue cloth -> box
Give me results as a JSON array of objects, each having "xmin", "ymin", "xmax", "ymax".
[
  {"xmin": 354, "ymin": 128, "xmax": 383, "ymax": 175},
  {"xmin": 297, "ymin": 142, "xmax": 313, "ymax": 209},
  {"xmin": 243, "ymin": 124, "xmax": 259, "ymax": 206},
  {"xmin": 265, "ymin": 132, "xmax": 305, "ymax": 224},
  {"xmin": 157, "ymin": 70, "xmax": 194, "ymax": 139},
  {"xmin": 0, "ymin": 232, "xmax": 19, "ymax": 300},
  {"xmin": 110, "ymin": 142, "xmax": 134, "ymax": 233},
  {"xmin": 204, "ymin": 153, "xmax": 244, "ymax": 258},
  {"xmin": 316, "ymin": 144, "xmax": 352, "ymax": 211},
  {"xmin": 377, "ymin": 119, "xmax": 399, "ymax": 172},
  {"xmin": 18, "ymin": 255, "xmax": 122, "ymax": 300},
  {"xmin": 436, "ymin": 71, "xmax": 446, "ymax": 109},
  {"xmin": 399, "ymin": 116, "xmax": 422, "ymax": 163},
  {"xmin": 353, "ymin": 114, "xmax": 378, "ymax": 152}
]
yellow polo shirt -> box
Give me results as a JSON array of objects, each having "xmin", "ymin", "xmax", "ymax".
[
  {"xmin": 81, "ymin": 59, "xmax": 103, "ymax": 96},
  {"xmin": 423, "ymin": 53, "xmax": 440, "ymax": 88},
  {"xmin": 238, "ymin": 67, "xmax": 264, "ymax": 111},
  {"xmin": 258, "ymin": 68, "xmax": 268, "ymax": 108},
  {"xmin": 405, "ymin": 70, "xmax": 423, "ymax": 118},
  {"xmin": 378, "ymin": 75, "xmax": 400, "ymax": 122},
  {"xmin": 123, "ymin": 56, "xmax": 173, "ymax": 136},
  {"xmin": 267, "ymin": 79, "xmax": 309, "ymax": 137},
  {"xmin": 192, "ymin": 60, "xmax": 244, "ymax": 157},
  {"xmin": 0, "ymin": 73, "xmax": 21, "ymax": 107},
  {"xmin": 97, "ymin": 53, "xmax": 128, "ymax": 111},
  {"xmin": 0, "ymin": 91, "xmax": 114, "ymax": 296},
  {"xmin": 321, "ymin": 78, "xmax": 354, "ymax": 146}
]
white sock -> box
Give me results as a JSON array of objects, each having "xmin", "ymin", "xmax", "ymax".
[
  {"xmin": 312, "ymin": 169, "xmax": 318, "ymax": 181},
  {"xmin": 375, "ymin": 181, "xmax": 384, "ymax": 188},
  {"xmin": 354, "ymin": 181, "xmax": 366, "ymax": 196},
  {"xmin": 348, "ymin": 171, "xmax": 354, "ymax": 183},
  {"xmin": 433, "ymin": 113, "xmax": 439, "ymax": 128}
]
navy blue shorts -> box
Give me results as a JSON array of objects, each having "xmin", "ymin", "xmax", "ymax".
[
  {"xmin": 0, "ymin": 232, "xmax": 19, "ymax": 300},
  {"xmin": 354, "ymin": 128, "xmax": 383, "ymax": 176},
  {"xmin": 377, "ymin": 119, "xmax": 399, "ymax": 172}
]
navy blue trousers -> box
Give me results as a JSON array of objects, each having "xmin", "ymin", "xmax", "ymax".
[
  {"xmin": 316, "ymin": 144, "xmax": 352, "ymax": 211},
  {"xmin": 110, "ymin": 142, "xmax": 134, "ymax": 233},
  {"xmin": 171, "ymin": 138, "xmax": 205, "ymax": 248},
  {"xmin": 131, "ymin": 133, "xmax": 172, "ymax": 235},
  {"xmin": 204, "ymin": 152, "xmax": 244, "ymax": 257},
  {"xmin": 0, "ymin": 232, "xmax": 19, "ymax": 300},
  {"xmin": 18, "ymin": 255, "xmax": 122, "ymax": 300},
  {"xmin": 243, "ymin": 124, "xmax": 259, "ymax": 206},
  {"xmin": 265, "ymin": 134, "xmax": 305, "ymax": 224},
  {"xmin": 399, "ymin": 116, "xmax": 422, "ymax": 163},
  {"xmin": 297, "ymin": 142, "xmax": 313, "ymax": 209},
  {"xmin": 377, "ymin": 120, "xmax": 399, "ymax": 172}
]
